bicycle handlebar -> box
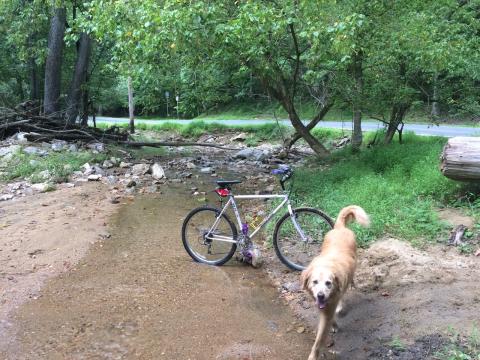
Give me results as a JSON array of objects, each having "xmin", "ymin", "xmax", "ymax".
[{"xmin": 271, "ymin": 165, "xmax": 293, "ymax": 190}]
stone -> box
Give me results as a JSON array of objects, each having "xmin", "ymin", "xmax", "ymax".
[
  {"xmin": 282, "ymin": 281, "xmax": 301, "ymax": 293},
  {"xmin": 132, "ymin": 163, "xmax": 150, "ymax": 176},
  {"xmin": 106, "ymin": 175, "xmax": 117, "ymax": 185},
  {"xmin": 200, "ymin": 167, "xmax": 213, "ymax": 174},
  {"xmin": 126, "ymin": 180, "xmax": 136, "ymax": 188},
  {"xmin": 0, "ymin": 145, "xmax": 21, "ymax": 157},
  {"xmin": 12, "ymin": 132, "xmax": 28, "ymax": 143},
  {"xmin": 103, "ymin": 160, "xmax": 114, "ymax": 169},
  {"xmin": 31, "ymin": 183, "xmax": 54, "ymax": 192},
  {"xmin": 233, "ymin": 148, "xmax": 268, "ymax": 162},
  {"xmin": 110, "ymin": 157, "xmax": 120, "ymax": 166},
  {"xmin": 82, "ymin": 163, "xmax": 93, "ymax": 175},
  {"xmin": 186, "ymin": 162, "xmax": 196, "ymax": 169},
  {"xmin": 29, "ymin": 159, "xmax": 40, "ymax": 167},
  {"xmin": 120, "ymin": 161, "xmax": 132, "ymax": 168},
  {"xmin": 264, "ymin": 185, "xmax": 275, "ymax": 194},
  {"xmin": 231, "ymin": 132, "xmax": 248, "ymax": 142},
  {"xmin": 87, "ymin": 174, "xmax": 102, "ymax": 181},
  {"xmin": 0, "ymin": 194, "xmax": 14, "ymax": 201},
  {"xmin": 51, "ymin": 140, "xmax": 68, "ymax": 151},
  {"xmin": 87, "ymin": 142, "xmax": 105, "ymax": 153},
  {"xmin": 37, "ymin": 170, "xmax": 51, "ymax": 181},
  {"xmin": 68, "ymin": 144, "xmax": 78, "ymax": 152},
  {"xmin": 150, "ymin": 163, "xmax": 165, "ymax": 180},
  {"xmin": 23, "ymin": 146, "xmax": 48, "ymax": 156},
  {"xmin": 92, "ymin": 165, "xmax": 106, "ymax": 176}
]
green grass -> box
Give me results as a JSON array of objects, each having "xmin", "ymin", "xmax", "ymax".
[
  {"xmin": 292, "ymin": 133, "xmax": 465, "ymax": 246},
  {"xmin": 1, "ymin": 150, "xmax": 106, "ymax": 183},
  {"xmin": 435, "ymin": 327, "xmax": 480, "ymax": 360}
]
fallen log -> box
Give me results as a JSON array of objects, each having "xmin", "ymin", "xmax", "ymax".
[
  {"xmin": 122, "ymin": 141, "xmax": 236, "ymax": 150},
  {"xmin": 440, "ymin": 137, "xmax": 480, "ymax": 181}
]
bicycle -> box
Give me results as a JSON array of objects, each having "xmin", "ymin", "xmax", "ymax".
[{"xmin": 181, "ymin": 165, "xmax": 334, "ymax": 271}]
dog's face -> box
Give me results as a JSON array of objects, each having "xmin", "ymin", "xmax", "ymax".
[{"xmin": 302, "ymin": 266, "xmax": 338, "ymax": 310}]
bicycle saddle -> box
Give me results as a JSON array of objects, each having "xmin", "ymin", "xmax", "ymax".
[{"xmin": 216, "ymin": 180, "xmax": 242, "ymax": 189}]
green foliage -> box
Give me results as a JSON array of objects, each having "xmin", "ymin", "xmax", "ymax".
[
  {"xmin": 435, "ymin": 326, "xmax": 480, "ymax": 360},
  {"xmin": 293, "ymin": 134, "xmax": 460, "ymax": 246}
]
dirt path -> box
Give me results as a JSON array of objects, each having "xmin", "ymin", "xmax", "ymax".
[{"xmin": 0, "ymin": 187, "xmax": 313, "ymax": 359}]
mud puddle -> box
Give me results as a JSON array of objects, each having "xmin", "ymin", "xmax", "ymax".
[{"xmin": 0, "ymin": 187, "xmax": 313, "ymax": 359}]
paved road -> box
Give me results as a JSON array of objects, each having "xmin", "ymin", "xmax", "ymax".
[{"xmin": 91, "ymin": 116, "xmax": 480, "ymax": 138}]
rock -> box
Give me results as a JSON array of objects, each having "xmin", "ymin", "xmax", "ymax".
[
  {"xmin": 87, "ymin": 174, "xmax": 102, "ymax": 181},
  {"xmin": 0, "ymin": 194, "xmax": 14, "ymax": 201},
  {"xmin": 0, "ymin": 145, "xmax": 21, "ymax": 157},
  {"xmin": 103, "ymin": 160, "xmax": 114, "ymax": 169},
  {"xmin": 233, "ymin": 148, "xmax": 268, "ymax": 162},
  {"xmin": 282, "ymin": 281, "xmax": 301, "ymax": 293},
  {"xmin": 31, "ymin": 183, "xmax": 54, "ymax": 192},
  {"xmin": 200, "ymin": 167, "xmax": 213, "ymax": 174},
  {"xmin": 37, "ymin": 170, "xmax": 51, "ymax": 181},
  {"xmin": 87, "ymin": 142, "xmax": 105, "ymax": 153},
  {"xmin": 132, "ymin": 163, "xmax": 150, "ymax": 176},
  {"xmin": 51, "ymin": 140, "xmax": 68, "ymax": 151},
  {"xmin": 68, "ymin": 144, "xmax": 78, "ymax": 152},
  {"xmin": 296, "ymin": 326, "xmax": 305, "ymax": 334},
  {"xmin": 231, "ymin": 132, "xmax": 248, "ymax": 142},
  {"xmin": 63, "ymin": 164, "xmax": 72, "ymax": 171},
  {"xmin": 106, "ymin": 175, "xmax": 117, "ymax": 185},
  {"xmin": 186, "ymin": 162, "xmax": 196, "ymax": 169},
  {"xmin": 120, "ymin": 161, "xmax": 132, "ymax": 168},
  {"xmin": 29, "ymin": 159, "xmax": 40, "ymax": 167},
  {"xmin": 82, "ymin": 163, "xmax": 93, "ymax": 175},
  {"xmin": 110, "ymin": 196, "xmax": 121, "ymax": 204},
  {"xmin": 23, "ymin": 146, "xmax": 48, "ymax": 156},
  {"xmin": 126, "ymin": 179, "xmax": 136, "ymax": 188},
  {"xmin": 12, "ymin": 132, "xmax": 28, "ymax": 143},
  {"xmin": 92, "ymin": 165, "xmax": 106, "ymax": 176},
  {"xmin": 110, "ymin": 157, "xmax": 120, "ymax": 166},
  {"xmin": 151, "ymin": 163, "xmax": 165, "ymax": 179}
]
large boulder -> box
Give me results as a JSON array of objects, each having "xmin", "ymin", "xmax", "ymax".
[
  {"xmin": 233, "ymin": 148, "xmax": 269, "ymax": 162},
  {"xmin": 151, "ymin": 163, "xmax": 166, "ymax": 179},
  {"xmin": 132, "ymin": 163, "xmax": 150, "ymax": 176}
]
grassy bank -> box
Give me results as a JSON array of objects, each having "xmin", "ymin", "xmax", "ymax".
[
  {"xmin": 1, "ymin": 150, "xmax": 106, "ymax": 183},
  {"xmin": 293, "ymin": 134, "xmax": 473, "ymax": 247}
]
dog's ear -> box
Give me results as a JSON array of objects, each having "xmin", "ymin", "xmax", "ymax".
[{"xmin": 300, "ymin": 268, "xmax": 311, "ymax": 291}]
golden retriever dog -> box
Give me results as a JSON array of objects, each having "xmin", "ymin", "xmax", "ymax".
[{"xmin": 301, "ymin": 205, "xmax": 370, "ymax": 360}]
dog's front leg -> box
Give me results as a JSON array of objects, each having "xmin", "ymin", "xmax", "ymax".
[{"xmin": 308, "ymin": 311, "xmax": 331, "ymax": 360}]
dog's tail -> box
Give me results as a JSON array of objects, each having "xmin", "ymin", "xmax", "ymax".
[{"xmin": 334, "ymin": 205, "xmax": 370, "ymax": 229}]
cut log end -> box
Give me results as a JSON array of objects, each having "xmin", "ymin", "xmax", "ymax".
[{"xmin": 440, "ymin": 137, "xmax": 480, "ymax": 182}]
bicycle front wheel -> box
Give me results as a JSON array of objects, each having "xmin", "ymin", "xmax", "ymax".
[
  {"xmin": 273, "ymin": 207, "xmax": 333, "ymax": 271},
  {"xmin": 181, "ymin": 206, "xmax": 237, "ymax": 266}
]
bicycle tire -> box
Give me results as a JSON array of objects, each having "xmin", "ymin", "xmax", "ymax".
[
  {"xmin": 273, "ymin": 207, "xmax": 334, "ymax": 271},
  {"xmin": 181, "ymin": 206, "xmax": 237, "ymax": 266}
]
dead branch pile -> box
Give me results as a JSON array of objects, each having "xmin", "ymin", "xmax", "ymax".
[{"xmin": 0, "ymin": 101, "xmax": 128, "ymax": 143}]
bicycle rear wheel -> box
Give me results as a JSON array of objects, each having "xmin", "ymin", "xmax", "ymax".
[
  {"xmin": 181, "ymin": 206, "xmax": 237, "ymax": 266},
  {"xmin": 273, "ymin": 207, "xmax": 333, "ymax": 271}
]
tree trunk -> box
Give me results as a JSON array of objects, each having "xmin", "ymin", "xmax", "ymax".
[
  {"xmin": 66, "ymin": 32, "xmax": 92, "ymax": 124},
  {"xmin": 284, "ymin": 101, "xmax": 334, "ymax": 150},
  {"xmin": 29, "ymin": 58, "xmax": 39, "ymax": 100},
  {"xmin": 16, "ymin": 75, "xmax": 24, "ymax": 101},
  {"xmin": 351, "ymin": 52, "xmax": 363, "ymax": 150},
  {"xmin": 441, "ymin": 137, "xmax": 480, "ymax": 181},
  {"xmin": 431, "ymin": 72, "xmax": 440, "ymax": 120},
  {"xmin": 43, "ymin": 6, "xmax": 66, "ymax": 116},
  {"xmin": 284, "ymin": 101, "xmax": 329, "ymax": 158},
  {"xmin": 128, "ymin": 76, "xmax": 135, "ymax": 134},
  {"xmin": 384, "ymin": 103, "xmax": 410, "ymax": 144}
]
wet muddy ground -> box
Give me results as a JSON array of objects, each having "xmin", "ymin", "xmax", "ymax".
[
  {"xmin": 0, "ymin": 188, "xmax": 314, "ymax": 360},
  {"xmin": 1, "ymin": 170, "xmax": 479, "ymax": 360}
]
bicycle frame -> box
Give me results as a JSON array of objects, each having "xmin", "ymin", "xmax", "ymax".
[{"xmin": 206, "ymin": 193, "xmax": 307, "ymax": 244}]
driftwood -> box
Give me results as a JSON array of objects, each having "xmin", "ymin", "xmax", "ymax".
[
  {"xmin": 1, "ymin": 103, "xmax": 128, "ymax": 143},
  {"xmin": 440, "ymin": 137, "xmax": 480, "ymax": 181},
  {"xmin": 1, "ymin": 102, "xmax": 233, "ymax": 150},
  {"xmin": 122, "ymin": 141, "xmax": 236, "ymax": 150}
]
